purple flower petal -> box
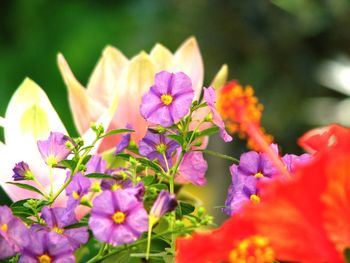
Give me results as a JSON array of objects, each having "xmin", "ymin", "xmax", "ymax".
[
  {"xmin": 204, "ymin": 87, "xmax": 232, "ymax": 142},
  {"xmin": 140, "ymin": 71, "xmax": 194, "ymax": 127},
  {"xmin": 37, "ymin": 132, "xmax": 72, "ymax": 166},
  {"xmin": 177, "ymin": 152, "xmax": 208, "ymax": 186}
]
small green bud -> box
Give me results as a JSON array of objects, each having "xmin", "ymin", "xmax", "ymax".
[
  {"xmin": 197, "ymin": 207, "xmax": 205, "ymax": 217},
  {"xmin": 65, "ymin": 141, "xmax": 75, "ymax": 150},
  {"xmin": 91, "ymin": 182, "xmax": 101, "ymax": 192},
  {"xmin": 175, "ymin": 220, "xmax": 185, "ymax": 228},
  {"xmin": 78, "ymin": 164, "xmax": 86, "ymax": 172},
  {"xmin": 204, "ymin": 113, "xmax": 213, "ymax": 122}
]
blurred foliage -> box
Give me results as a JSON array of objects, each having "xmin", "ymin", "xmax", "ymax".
[{"xmin": 1, "ymin": 0, "xmax": 350, "ymax": 219}]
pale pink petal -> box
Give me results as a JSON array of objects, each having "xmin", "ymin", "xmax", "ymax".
[
  {"xmin": 87, "ymin": 46, "xmax": 128, "ymax": 106},
  {"xmin": 172, "ymin": 37, "xmax": 204, "ymax": 100},
  {"xmin": 57, "ymin": 53, "xmax": 106, "ymax": 134},
  {"xmin": 149, "ymin": 43, "xmax": 173, "ymax": 71}
]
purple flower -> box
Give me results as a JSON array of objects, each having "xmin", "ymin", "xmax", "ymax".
[
  {"xmin": 65, "ymin": 173, "xmax": 91, "ymax": 210},
  {"xmin": 115, "ymin": 124, "xmax": 132, "ymax": 154},
  {"xmin": 19, "ymin": 229, "xmax": 75, "ymax": 263},
  {"xmin": 139, "ymin": 130, "xmax": 179, "ymax": 169},
  {"xmin": 223, "ymin": 164, "xmax": 259, "ymax": 216},
  {"xmin": 89, "ymin": 189, "xmax": 148, "ymax": 246},
  {"xmin": 37, "ymin": 207, "xmax": 88, "ymax": 250},
  {"xmin": 223, "ymin": 146, "xmax": 279, "ymax": 216},
  {"xmin": 101, "ymin": 172, "xmax": 133, "ymax": 192},
  {"xmin": 282, "ymin": 153, "xmax": 311, "ymax": 173},
  {"xmin": 237, "ymin": 147, "xmax": 278, "ymax": 178},
  {"xmin": 177, "ymin": 152, "xmax": 208, "ymax": 186},
  {"xmin": 12, "ymin": 161, "xmax": 34, "ymax": 181},
  {"xmin": 203, "ymin": 87, "xmax": 232, "ymax": 142},
  {"xmin": 140, "ymin": 71, "xmax": 194, "ymax": 127},
  {"xmin": 149, "ymin": 190, "xmax": 177, "ymax": 225},
  {"xmin": 37, "ymin": 132, "xmax": 72, "ymax": 166},
  {"xmin": 86, "ymin": 155, "xmax": 107, "ymax": 174},
  {"xmin": 0, "ymin": 206, "xmax": 29, "ymax": 259}
]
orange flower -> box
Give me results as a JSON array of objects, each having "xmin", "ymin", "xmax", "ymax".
[
  {"xmin": 218, "ymin": 81, "xmax": 286, "ymax": 176},
  {"xmin": 176, "ymin": 124, "xmax": 350, "ymax": 263}
]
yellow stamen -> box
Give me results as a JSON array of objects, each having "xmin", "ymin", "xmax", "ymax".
[
  {"xmin": 52, "ymin": 226, "xmax": 64, "ymax": 234},
  {"xmin": 1, "ymin": 224, "xmax": 8, "ymax": 232},
  {"xmin": 38, "ymin": 254, "xmax": 52, "ymax": 263},
  {"xmin": 46, "ymin": 155, "xmax": 58, "ymax": 166},
  {"xmin": 254, "ymin": 172, "xmax": 264, "ymax": 178},
  {"xmin": 229, "ymin": 235, "xmax": 274, "ymax": 262},
  {"xmin": 250, "ymin": 194, "xmax": 261, "ymax": 203},
  {"xmin": 156, "ymin": 143, "xmax": 167, "ymax": 154},
  {"xmin": 112, "ymin": 211, "xmax": 126, "ymax": 224},
  {"xmin": 72, "ymin": 191, "xmax": 80, "ymax": 200},
  {"xmin": 111, "ymin": 183, "xmax": 122, "ymax": 191},
  {"xmin": 161, "ymin": 94, "xmax": 173, "ymax": 105}
]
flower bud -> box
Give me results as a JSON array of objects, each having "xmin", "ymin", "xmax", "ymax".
[{"xmin": 149, "ymin": 190, "xmax": 177, "ymax": 226}]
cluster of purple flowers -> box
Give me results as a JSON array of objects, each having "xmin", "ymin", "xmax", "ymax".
[
  {"xmin": 223, "ymin": 145, "xmax": 311, "ymax": 215},
  {"xmin": 3, "ymin": 69, "xmax": 260, "ymax": 261}
]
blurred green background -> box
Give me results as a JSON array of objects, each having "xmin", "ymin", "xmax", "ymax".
[{"xmin": 1, "ymin": 0, "xmax": 350, "ymax": 220}]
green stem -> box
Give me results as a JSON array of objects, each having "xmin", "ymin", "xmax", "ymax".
[
  {"xmin": 49, "ymin": 165, "xmax": 53, "ymax": 197},
  {"xmin": 196, "ymin": 149, "xmax": 239, "ymax": 164},
  {"xmin": 33, "ymin": 177, "xmax": 49, "ymax": 199},
  {"xmin": 92, "ymin": 226, "xmax": 197, "ymax": 263},
  {"xmin": 146, "ymin": 221, "xmax": 153, "ymax": 260},
  {"xmin": 49, "ymin": 136, "xmax": 99, "ymax": 205},
  {"xmin": 86, "ymin": 243, "xmax": 108, "ymax": 263}
]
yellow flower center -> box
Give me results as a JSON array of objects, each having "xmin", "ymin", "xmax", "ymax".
[
  {"xmin": 46, "ymin": 155, "xmax": 58, "ymax": 166},
  {"xmin": 1, "ymin": 224, "xmax": 8, "ymax": 232},
  {"xmin": 254, "ymin": 172, "xmax": 264, "ymax": 178},
  {"xmin": 52, "ymin": 226, "xmax": 64, "ymax": 234},
  {"xmin": 38, "ymin": 254, "xmax": 52, "ymax": 263},
  {"xmin": 72, "ymin": 191, "xmax": 80, "ymax": 200},
  {"xmin": 229, "ymin": 235, "xmax": 274, "ymax": 263},
  {"xmin": 156, "ymin": 143, "xmax": 167, "ymax": 154},
  {"xmin": 111, "ymin": 183, "xmax": 122, "ymax": 191},
  {"xmin": 250, "ymin": 194, "xmax": 261, "ymax": 203},
  {"xmin": 161, "ymin": 94, "xmax": 173, "ymax": 105},
  {"xmin": 112, "ymin": 211, "xmax": 126, "ymax": 224}
]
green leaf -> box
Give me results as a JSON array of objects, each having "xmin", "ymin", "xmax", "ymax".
[
  {"xmin": 7, "ymin": 182, "xmax": 44, "ymax": 196},
  {"xmin": 190, "ymin": 126, "xmax": 219, "ymax": 141},
  {"xmin": 176, "ymin": 201, "xmax": 195, "ymax": 218},
  {"xmin": 100, "ymin": 128, "xmax": 134, "ymax": 139},
  {"xmin": 137, "ymin": 158, "xmax": 163, "ymax": 172},
  {"xmin": 58, "ymin": 159, "xmax": 76, "ymax": 170},
  {"xmin": 101, "ymin": 250, "xmax": 130, "ymax": 263},
  {"xmin": 85, "ymin": 173, "xmax": 115, "ymax": 180},
  {"xmin": 152, "ymin": 183, "xmax": 168, "ymax": 191},
  {"xmin": 166, "ymin": 134, "xmax": 183, "ymax": 145},
  {"xmin": 115, "ymin": 153, "xmax": 163, "ymax": 172},
  {"xmin": 142, "ymin": 175, "xmax": 155, "ymax": 186},
  {"xmin": 11, "ymin": 198, "xmax": 48, "ymax": 218}
]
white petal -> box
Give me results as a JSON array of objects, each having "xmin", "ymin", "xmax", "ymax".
[
  {"xmin": 210, "ymin": 64, "xmax": 228, "ymax": 90},
  {"xmin": 172, "ymin": 37, "xmax": 204, "ymax": 100},
  {"xmin": 57, "ymin": 53, "xmax": 106, "ymax": 134},
  {"xmin": 149, "ymin": 43, "xmax": 173, "ymax": 71},
  {"xmin": 1, "ymin": 78, "xmax": 67, "ymax": 201},
  {"xmin": 87, "ymin": 46, "xmax": 128, "ymax": 106}
]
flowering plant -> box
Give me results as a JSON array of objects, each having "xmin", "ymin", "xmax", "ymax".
[{"xmin": 0, "ymin": 37, "xmax": 349, "ymax": 263}]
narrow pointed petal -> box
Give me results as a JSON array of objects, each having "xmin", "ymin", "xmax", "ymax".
[
  {"xmin": 99, "ymin": 52, "xmax": 157, "ymax": 151},
  {"xmin": 1, "ymin": 78, "xmax": 67, "ymax": 201},
  {"xmin": 87, "ymin": 46, "xmax": 128, "ymax": 106},
  {"xmin": 57, "ymin": 53, "xmax": 106, "ymax": 134},
  {"xmin": 210, "ymin": 64, "xmax": 228, "ymax": 90},
  {"xmin": 173, "ymin": 37, "xmax": 204, "ymax": 99},
  {"xmin": 150, "ymin": 43, "xmax": 173, "ymax": 71}
]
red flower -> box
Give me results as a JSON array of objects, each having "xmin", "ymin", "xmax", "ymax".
[{"xmin": 176, "ymin": 124, "xmax": 350, "ymax": 263}]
